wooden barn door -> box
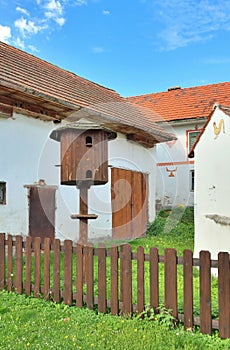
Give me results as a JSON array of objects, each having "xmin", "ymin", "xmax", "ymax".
[
  {"xmin": 111, "ymin": 168, "xmax": 148, "ymax": 239},
  {"xmin": 29, "ymin": 186, "xmax": 56, "ymax": 241}
]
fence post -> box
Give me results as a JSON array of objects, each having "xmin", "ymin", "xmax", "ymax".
[
  {"xmin": 183, "ymin": 249, "xmax": 194, "ymax": 331},
  {"xmin": 64, "ymin": 240, "xmax": 73, "ymax": 306},
  {"xmin": 34, "ymin": 237, "xmax": 41, "ymax": 298},
  {"xmin": 150, "ymin": 247, "xmax": 159, "ymax": 312},
  {"xmin": 120, "ymin": 244, "xmax": 132, "ymax": 315},
  {"xmin": 0, "ymin": 233, "xmax": 5, "ymax": 290},
  {"xmin": 86, "ymin": 244, "xmax": 94, "ymax": 310},
  {"xmin": 53, "ymin": 239, "xmax": 61, "ymax": 303},
  {"xmin": 137, "ymin": 246, "xmax": 145, "ymax": 314},
  {"xmin": 218, "ymin": 252, "xmax": 230, "ymax": 339},
  {"xmin": 15, "ymin": 235, "xmax": 23, "ymax": 294},
  {"xmin": 164, "ymin": 248, "xmax": 178, "ymax": 320},
  {"xmin": 44, "ymin": 238, "xmax": 51, "ymax": 301},
  {"xmin": 25, "ymin": 236, "xmax": 32, "ymax": 296},
  {"xmin": 7, "ymin": 234, "xmax": 13, "ymax": 292},
  {"xmin": 110, "ymin": 245, "xmax": 119, "ymax": 315},
  {"xmin": 76, "ymin": 243, "xmax": 83, "ymax": 308},
  {"xmin": 199, "ymin": 250, "xmax": 212, "ymax": 335},
  {"xmin": 98, "ymin": 243, "xmax": 107, "ymax": 313}
]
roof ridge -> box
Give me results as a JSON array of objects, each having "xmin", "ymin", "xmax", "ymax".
[{"xmin": 0, "ymin": 40, "xmax": 118, "ymax": 95}]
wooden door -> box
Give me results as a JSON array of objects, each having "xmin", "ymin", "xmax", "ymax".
[
  {"xmin": 111, "ymin": 168, "xmax": 148, "ymax": 239},
  {"xmin": 29, "ymin": 187, "xmax": 56, "ymax": 241}
]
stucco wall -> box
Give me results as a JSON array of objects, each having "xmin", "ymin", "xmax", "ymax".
[
  {"xmin": 156, "ymin": 121, "xmax": 205, "ymax": 208},
  {"xmin": 0, "ymin": 112, "xmax": 156, "ymax": 241},
  {"xmin": 194, "ymin": 108, "xmax": 230, "ymax": 258}
]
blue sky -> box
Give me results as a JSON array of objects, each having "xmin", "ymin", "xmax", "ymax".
[{"xmin": 0, "ymin": 0, "xmax": 230, "ymax": 97}]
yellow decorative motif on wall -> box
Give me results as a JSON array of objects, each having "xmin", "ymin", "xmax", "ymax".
[{"xmin": 213, "ymin": 119, "xmax": 225, "ymax": 139}]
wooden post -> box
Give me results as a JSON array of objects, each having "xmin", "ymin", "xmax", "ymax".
[{"xmin": 79, "ymin": 185, "xmax": 89, "ymax": 244}]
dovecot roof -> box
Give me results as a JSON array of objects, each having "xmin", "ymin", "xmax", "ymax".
[
  {"xmin": 127, "ymin": 83, "xmax": 230, "ymax": 122},
  {"xmin": 0, "ymin": 41, "xmax": 174, "ymax": 147}
]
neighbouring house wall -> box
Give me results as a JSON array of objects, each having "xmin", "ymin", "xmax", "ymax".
[
  {"xmin": 156, "ymin": 121, "xmax": 205, "ymax": 208},
  {"xmin": 0, "ymin": 112, "xmax": 156, "ymax": 241},
  {"xmin": 194, "ymin": 108, "xmax": 230, "ymax": 259}
]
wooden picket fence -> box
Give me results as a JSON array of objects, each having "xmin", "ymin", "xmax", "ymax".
[{"xmin": 0, "ymin": 233, "xmax": 230, "ymax": 339}]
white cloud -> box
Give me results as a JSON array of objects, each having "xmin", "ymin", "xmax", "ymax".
[
  {"xmin": 102, "ymin": 10, "xmax": 110, "ymax": 15},
  {"xmin": 44, "ymin": 0, "xmax": 66, "ymax": 26},
  {"xmin": 14, "ymin": 17, "xmax": 47, "ymax": 37},
  {"xmin": 16, "ymin": 6, "xmax": 30, "ymax": 16},
  {"xmin": 74, "ymin": 0, "xmax": 87, "ymax": 5},
  {"xmin": 0, "ymin": 24, "xmax": 11, "ymax": 43},
  {"xmin": 13, "ymin": 37, "xmax": 25, "ymax": 49},
  {"xmin": 28, "ymin": 44, "xmax": 40, "ymax": 53},
  {"xmin": 154, "ymin": 0, "xmax": 230, "ymax": 51},
  {"xmin": 91, "ymin": 46, "xmax": 105, "ymax": 53}
]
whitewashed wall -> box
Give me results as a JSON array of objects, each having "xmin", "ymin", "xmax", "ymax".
[
  {"xmin": 156, "ymin": 121, "xmax": 205, "ymax": 208},
  {"xmin": 0, "ymin": 112, "xmax": 156, "ymax": 241},
  {"xmin": 194, "ymin": 107, "xmax": 230, "ymax": 258}
]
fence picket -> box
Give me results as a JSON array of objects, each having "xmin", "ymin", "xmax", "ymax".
[
  {"xmin": 98, "ymin": 243, "xmax": 107, "ymax": 313},
  {"xmin": 150, "ymin": 247, "xmax": 159, "ymax": 311},
  {"xmin": 15, "ymin": 236, "xmax": 23, "ymax": 294},
  {"xmin": 183, "ymin": 249, "xmax": 194, "ymax": 330},
  {"xmin": 218, "ymin": 252, "xmax": 230, "ymax": 339},
  {"xmin": 121, "ymin": 244, "xmax": 132, "ymax": 315},
  {"xmin": 53, "ymin": 239, "xmax": 61, "ymax": 303},
  {"xmin": 165, "ymin": 248, "xmax": 178, "ymax": 319},
  {"xmin": 200, "ymin": 251, "xmax": 212, "ymax": 335},
  {"xmin": 7, "ymin": 235, "xmax": 13, "ymax": 292},
  {"xmin": 86, "ymin": 244, "xmax": 94, "ymax": 310},
  {"xmin": 0, "ymin": 233, "xmax": 5, "ymax": 290},
  {"xmin": 44, "ymin": 238, "xmax": 51, "ymax": 300},
  {"xmin": 34, "ymin": 237, "xmax": 41, "ymax": 298},
  {"xmin": 137, "ymin": 246, "xmax": 145, "ymax": 314},
  {"xmin": 25, "ymin": 236, "xmax": 32, "ymax": 296},
  {"xmin": 110, "ymin": 245, "xmax": 119, "ymax": 315},
  {"xmin": 76, "ymin": 243, "xmax": 83, "ymax": 308},
  {"xmin": 64, "ymin": 240, "xmax": 72, "ymax": 306}
]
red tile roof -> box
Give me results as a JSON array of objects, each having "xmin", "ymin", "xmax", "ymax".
[
  {"xmin": 127, "ymin": 83, "xmax": 230, "ymax": 122},
  {"xmin": 0, "ymin": 41, "xmax": 174, "ymax": 145}
]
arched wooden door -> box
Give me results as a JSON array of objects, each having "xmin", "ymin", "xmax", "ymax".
[{"xmin": 111, "ymin": 168, "xmax": 148, "ymax": 239}]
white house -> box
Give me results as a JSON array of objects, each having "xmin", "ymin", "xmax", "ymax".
[
  {"xmin": 188, "ymin": 104, "xmax": 230, "ymax": 258},
  {"xmin": 127, "ymin": 83, "xmax": 230, "ymax": 209},
  {"xmin": 0, "ymin": 41, "xmax": 174, "ymax": 242}
]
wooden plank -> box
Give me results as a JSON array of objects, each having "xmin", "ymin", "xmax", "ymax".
[
  {"xmin": 150, "ymin": 247, "xmax": 159, "ymax": 311},
  {"xmin": 15, "ymin": 236, "xmax": 23, "ymax": 294},
  {"xmin": 76, "ymin": 243, "xmax": 83, "ymax": 308},
  {"xmin": 44, "ymin": 238, "xmax": 51, "ymax": 300},
  {"xmin": 53, "ymin": 239, "xmax": 61, "ymax": 303},
  {"xmin": 110, "ymin": 245, "xmax": 119, "ymax": 315},
  {"xmin": 199, "ymin": 251, "xmax": 212, "ymax": 335},
  {"xmin": 25, "ymin": 236, "xmax": 32, "ymax": 296},
  {"xmin": 164, "ymin": 248, "xmax": 178, "ymax": 319},
  {"xmin": 218, "ymin": 252, "xmax": 230, "ymax": 339},
  {"xmin": 64, "ymin": 240, "xmax": 72, "ymax": 306},
  {"xmin": 34, "ymin": 237, "xmax": 41, "ymax": 298},
  {"xmin": 141, "ymin": 173, "xmax": 148, "ymax": 236},
  {"xmin": 132, "ymin": 172, "xmax": 142, "ymax": 239},
  {"xmin": 137, "ymin": 246, "xmax": 145, "ymax": 313},
  {"xmin": 183, "ymin": 249, "xmax": 194, "ymax": 330},
  {"xmin": 121, "ymin": 244, "xmax": 132, "ymax": 315},
  {"xmin": 86, "ymin": 244, "xmax": 94, "ymax": 310},
  {"xmin": 7, "ymin": 235, "xmax": 13, "ymax": 292},
  {"xmin": 98, "ymin": 243, "xmax": 107, "ymax": 313},
  {"xmin": 0, "ymin": 233, "xmax": 5, "ymax": 290},
  {"xmin": 120, "ymin": 244, "xmax": 124, "ymax": 303}
]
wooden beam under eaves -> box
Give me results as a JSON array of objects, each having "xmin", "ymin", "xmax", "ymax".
[
  {"xmin": 0, "ymin": 103, "xmax": 13, "ymax": 118},
  {"xmin": 126, "ymin": 133, "xmax": 157, "ymax": 148}
]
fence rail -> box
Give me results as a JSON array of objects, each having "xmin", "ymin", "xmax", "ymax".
[{"xmin": 0, "ymin": 233, "xmax": 229, "ymax": 339}]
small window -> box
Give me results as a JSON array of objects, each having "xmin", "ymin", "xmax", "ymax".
[
  {"xmin": 190, "ymin": 170, "xmax": 195, "ymax": 192},
  {"xmin": 86, "ymin": 170, "xmax": 92, "ymax": 179},
  {"xmin": 188, "ymin": 131, "xmax": 200, "ymax": 153},
  {"xmin": 0, "ymin": 182, "xmax": 6, "ymax": 204},
  {"xmin": 85, "ymin": 136, "xmax": 92, "ymax": 147}
]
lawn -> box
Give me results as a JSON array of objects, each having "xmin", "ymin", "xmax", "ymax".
[{"xmin": 1, "ymin": 290, "xmax": 230, "ymax": 350}]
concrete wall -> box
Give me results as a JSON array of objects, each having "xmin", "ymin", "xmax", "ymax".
[
  {"xmin": 0, "ymin": 112, "xmax": 156, "ymax": 241},
  {"xmin": 194, "ymin": 107, "xmax": 230, "ymax": 258}
]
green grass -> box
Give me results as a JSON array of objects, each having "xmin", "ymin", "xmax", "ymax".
[{"xmin": 1, "ymin": 290, "xmax": 230, "ymax": 350}]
